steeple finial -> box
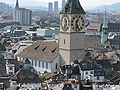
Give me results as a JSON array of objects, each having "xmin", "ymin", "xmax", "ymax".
[
  {"xmin": 102, "ymin": 8, "xmax": 108, "ymax": 29},
  {"xmin": 15, "ymin": 0, "xmax": 19, "ymax": 9}
]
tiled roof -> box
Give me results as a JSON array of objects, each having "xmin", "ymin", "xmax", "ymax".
[
  {"xmin": 0, "ymin": 59, "xmax": 6, "ymax": 76},
  {"xmin": 108, "ymin": 39, "xmax": 120, "ymax": 50},
  {"xmin": 112, "ymin": 61, "xmax": 120, "ymax": 71},
  {"xmin": 85, "ymin": 36, "xmax": 102, "ymax": 50},
  {"xmin": 108, "ymin": 23, "xmax": 120, "ymax": 32},
  {"xmin": 105, "ymin": 51, "xmax": 117, "ymax": 58},
  {"xmin": 18, "ymin": 41, "xmax": 59, "ymax": 62},
  {"xmin": 6, "ymin": 87, "xmax": 15, "ymax": 90},
  {"xmin": 86, "ymin": 22, "xmax": 102, "ymax": 32},
  {"xmin": 11, "ymin": 69, "xmax": 41, "ymax": 84}
]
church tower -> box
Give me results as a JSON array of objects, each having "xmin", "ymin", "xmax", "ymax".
[
  {"xmin": 15, "ymin": 0, "xmax": 19, "ymax": 9},
  {"xmin": 59, "ymin": 0, "xmax": 86, "ymax": 65},
  {"xmin": 101, "ymin": 9, "xmax": 109, "ymax": 45}
]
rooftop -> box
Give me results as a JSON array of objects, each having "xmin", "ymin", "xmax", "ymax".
[
  {"xmin": 18, "ymin": 41, "xmax": 59, "ymax": 62},
  {"xmin": 60, "ymin": 0, "xmax": 85, "ymax": 14}
]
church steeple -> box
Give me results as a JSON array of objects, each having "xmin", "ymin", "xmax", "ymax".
[
  {"xmin": 15, "ymin": 0, "xmax": 19, "ymax": 9},
  {"xmin": 59, "ymin": 0, "xmax": 86, "ymax": 65},
  {"xmin": 102, "ymin": 8, "xmax": 108, "ymax": 29},
  {"xmin": 60, "ymin": 0, "xmax": 85, "ymax": 14},
  {"xmin": 101, "ymin": 8, "xmax": 109, "ymax": 45}
]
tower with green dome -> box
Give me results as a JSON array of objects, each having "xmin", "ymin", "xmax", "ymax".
[{"xmin": 101, "ymin": 9, "xmax": 109, "ymax": 45}]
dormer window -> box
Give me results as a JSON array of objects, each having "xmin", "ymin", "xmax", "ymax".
[
  {"xmin": 42, "ymin": 46, "xmax": 47, "ymax": 51},
  {"xmin": 34, "ymin": 45, "xmax": 39, "ymax": 50},
  {"xmin": 51, "ymin": 48, "xmax": 57, "ymax": 53}
]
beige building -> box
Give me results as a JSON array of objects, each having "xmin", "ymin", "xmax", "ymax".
[{"xmin": 59, "ymin": 0, "xmax": 86, "ymax": 65}]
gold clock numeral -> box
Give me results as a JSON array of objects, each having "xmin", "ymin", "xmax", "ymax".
[
  {"xmin": 71, "ymin": 15, "xmax": 85, "ymax": 32},
  {"xmin": 61, "ymin": 15, "xmax": 70, "ymax": 31}
]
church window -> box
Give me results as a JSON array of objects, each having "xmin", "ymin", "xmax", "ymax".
[
  {"xmin": 56, "ymin": 63, "xmax": 58, "ymax": 69},
  {"xmin": 35, "ymin": 61, "xmax": 37, "ymax": 66},
  {"xmin": 64, "ymin": 39, "xmax": 66, "ymax": 44},
  {"xmin": 46, "ymin": 62, "xmax": 48, "ymax": 69},
  {"xmin": 39, "ymin": 61, "xmax": 41, "ymax": 67},
  {"xmin": 32, "ymin": 60, "xmax": 34, "ymax": 65},
  {"xmin": 97, "ymin": 77, "xmax": 99, "ymax": 80},
  {"xmin": 42, "ymin": 62, "xmax": 44, "ymax": 68}
]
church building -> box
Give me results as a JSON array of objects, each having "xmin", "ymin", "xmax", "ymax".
[{"xmin": 59, "ymin": 0, "xmax": 86, "ymax": 65}]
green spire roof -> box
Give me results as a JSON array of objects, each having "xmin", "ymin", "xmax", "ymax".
[{"xmin": 102, "ymin": 8, "xmax": 108, "ymax": 29}]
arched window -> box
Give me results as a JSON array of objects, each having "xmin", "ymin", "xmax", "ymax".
[{"xmin": 56, "ymin": 63, "xmax": 58, "ymax": 70}]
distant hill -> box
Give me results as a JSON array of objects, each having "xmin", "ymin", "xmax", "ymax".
[
  {"xmin": 95, "ymin": 2, "xmax": 120, "ymax": 13},
  {"xmin": 25, "ymin": 6, "xmax": 47, "ymax": 11}
]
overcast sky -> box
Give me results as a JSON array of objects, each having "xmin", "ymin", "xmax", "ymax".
[{"xmin": 0, "ymin": 0, "xmax": 120, "ymax": 9}]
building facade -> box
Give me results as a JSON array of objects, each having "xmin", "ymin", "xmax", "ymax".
[
  {"xmin": 13, "ymin": 0, "xmax": 32, "ymax": 25},
  {"xmin": 0, "ymin": 2, "xmax": 12, "ymax": 15},
  {"xmin": 17, "ymin": 41, "xmax": 60, "ymax": 75},
  {"xmin": 54, "ymin": 1, "xmax": 58, "ymax": 12},
  {"xmin": 59, "ymin": 0, "xmax": 86, "ymax": 65},
  {"xmin": 48, "ymin": 2, "xmax": 53, "ymax": 12},
  {"xmin": 62, "ymin": 0, "xmax": 65, "ymax": 9}
]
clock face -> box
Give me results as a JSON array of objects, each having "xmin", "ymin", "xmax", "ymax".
[
  {"xmin": 71, "ymin": 15, "xmax": 85, "ymax": 32},
  {"xmin": 61, "ymin": 15, "xmax": 70, "ymax": 31}
]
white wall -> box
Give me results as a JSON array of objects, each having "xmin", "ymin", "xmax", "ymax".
[
  {"xmin": 72, "ymin": 85, "xmax": 80, "ymax": 90},
  {"xmin": 81, "ymin": 70, "xmax": 105, "ymax": 83},
  {"xmin": 81, "ymin": 70, "xmax": 94, "ymax": 81},
  {"xmin": 17, "ymin": 56, "xmax": 24, "ymax": 61},
  {"xmin": 94, "ymin": 76, "xmax": 105, "ymax": 82},
  {"xmin": 6, "ymin": 64, "xmax": 15, "ymax": 75},
  {"xmin": 17, "ymin": 56, "xmax": 60, "ymax": 75},
  {"xmin": 29, "ymin": 56, "xmax": 60, "ymax": 75},
  {"xmin": 29, "ymin": 59, "xmax": 51, "ymax": 74},
  {"xmin": 51, "ymin": 56, "xmax": 60, "ymax": 72}
]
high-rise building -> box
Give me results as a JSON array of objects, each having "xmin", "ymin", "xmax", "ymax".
[
  {"xmin": 13, "ymin": 0, "xmax": 32, "ymax": 25},
  {"xmin": 62, "ymin": 0, "xmax": 65, "ymax": 9},
  {"xmin": 0, "ymin": 2, "xmax": 12, "ymax": 14},
  {"xmin": 4, "ymin": 4, "xmax": 9, "ymax": 14},
  {"xmin": 59, "ymin": 0, "xmax": 86, "ymax": 65},
  {"xmin": 48, "ymin": 2, "xmax": 53, "ymax": 12},
  {"xmin": 54, "ymin": 1, "xmax": 58, "ymax": 12}
]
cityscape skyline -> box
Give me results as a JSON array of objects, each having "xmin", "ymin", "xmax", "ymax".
[
  {"xmin": 0, "ymin": 0, "xmax": 120, "ymax": 89},
  {"xmin": 0, "ymin": 0, "xmax": 119, "ymax": 9}
]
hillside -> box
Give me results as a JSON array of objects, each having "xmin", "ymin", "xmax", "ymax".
[{"xmin": 95, "ymin": 2, "xmax": 120, "ymax": 13}]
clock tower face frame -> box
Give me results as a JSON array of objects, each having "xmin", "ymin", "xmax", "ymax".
[
  {"xmin": 61, "ymin": 15, "xmax": 70, "ymax": 31},
  {"xmin": 71, "ymin": 15, "xmax": 85, "ymax": 32},
  {"xmin": 61, "ymin": 14, "xmax": 85, "ymax": 32}
]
